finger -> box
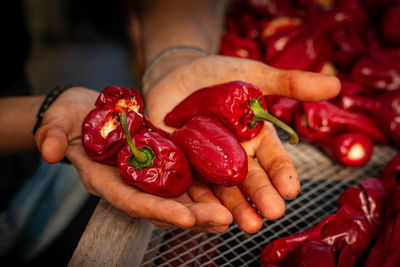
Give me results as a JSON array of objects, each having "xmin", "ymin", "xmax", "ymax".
[
  {"xmin": 213, "ymin": 184, "xmax": 263, "ymax": 234},
  {"xmin": 69, "ymin": 145, "xmax": 196, "ymax": 228},
  {"xmin": 180, "ymin": 188, "xmax": 233, "ymax": 228},
  {"xmin": 35, "ymin": 123, "xmax": 69, "ymax": 163},
  {"xmin": 239, "ymin": 157, "xmax": 286, "ymax": 220},
  {"xmin": 252, "ymin": 124, "xmax": 301, "ymax": 200}
]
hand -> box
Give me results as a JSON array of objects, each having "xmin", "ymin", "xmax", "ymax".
[
  {"xmin": 34, "ymin": 86, "xmax": 232, "ymax": 233},
  {"xmin": 143, "ymin": 55, "xmax": 341, "ymax": 233}
]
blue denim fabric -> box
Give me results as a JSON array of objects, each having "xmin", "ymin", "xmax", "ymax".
[{"xmin": 0, "ymin": 159, "xmax": 89, "ymax": 261}]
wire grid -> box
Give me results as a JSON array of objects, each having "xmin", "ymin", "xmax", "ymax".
[{"xmin": 141, "ymin": 133, "xmax": 398, "ymax": 267}]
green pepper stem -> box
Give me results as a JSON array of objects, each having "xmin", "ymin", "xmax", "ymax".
[
  {"xmin": 119, "ymin": 111, "xmax": 153, "ymax": 168},
  {"xmin": 249, "ymin": 98, "xmax": 299, "ymax": 145}
]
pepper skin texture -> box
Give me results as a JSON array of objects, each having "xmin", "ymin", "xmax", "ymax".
[
  {"xmin": 314, "ymin": 132, "xmax": 374, "ymax": 167},
  {"xmin": 165, "ymin": 81, "xmax": 297, "ymax": 143},
  {"xmin": 82, "ymin": 86, "xmax": 147, "ymax": 165},
  {"xmin": 117, "ymin": 131, "xmax": 193, "ymax": 198},
  {"xmin": 170, "ymin": 116, "xmax": 248, "ymax": 187},
  {"xmin": 82, "ymin": 108, "xmax": 144, "ymax": 165}
]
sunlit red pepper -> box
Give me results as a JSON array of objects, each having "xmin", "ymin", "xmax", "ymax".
[
  {"xmin": 117, "ymin": 111, "xmax": 193, "ymax": 198},
  {"xmin": 82, "ymin": 86, "xmax": 146, "ymax": 165},
  {"xmin": 169, "ymin": 116, "xmax": 248, "ymax": 186},
  {"xmin": 165, "ymin": 81, "xmax": 298, "ymax": 143},
  {"xmin": 299, "ymin": 101, "xmax": 388, "ymax": 144},
  {"xmin": 314, "ymin": 132, "xmax": 374, "ymax": 167},
  {"xmin": 218, "ymin": 32, "xmax": 262, "ymax": 61}
]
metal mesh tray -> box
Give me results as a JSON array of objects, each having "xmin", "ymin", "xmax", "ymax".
[{"xmin": 141, "ymin": 131, "xmax": 397, "ymax": 266}]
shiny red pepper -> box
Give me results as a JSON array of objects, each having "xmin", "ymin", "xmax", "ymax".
[
  {"xmin": 165, "ymin": 81, "xmax": 298, "ymax": 143},
  {"xmin": 82, "ymin": 86, "xmax": 146, "ymax": 165},
  {"xmin": 336, "ymin": 80, "xmax": 378, "ymax": 115},
  {"xmin": 314, "ymin": 132, "xmax": 374, "ymax": 167},
  {"xmin": 300, "ymin": 101, "xmax": 388, "ymax": 144},
  {"xmin": 169, "ymin": 116, "xmax": 248, "ymax": 187},
  {"xmin": 117, "ymin": 111, "xmax": 193, "ymax": 198}
]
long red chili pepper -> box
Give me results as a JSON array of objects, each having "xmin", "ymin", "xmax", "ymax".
[
  {"xmin": 82, "ymin": 86, "xmax": 147, "ymax": 165},
  {"xmin": 169, "ymin": 116, "xmax": 248, "ymax": 187},
  {"xmin": 117, "ymin": 111, "xmax": 193, "ymax": 198},
  {"xmin": 165, "ymin": 81, "xmax": 298, "ymax": 143}
]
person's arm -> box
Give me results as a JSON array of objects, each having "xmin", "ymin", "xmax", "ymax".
[{"xmin": 0, "ymin": 95, "xmax": 44, "ymax": 155}]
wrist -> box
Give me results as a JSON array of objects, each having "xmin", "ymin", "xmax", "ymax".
[{"xmin": 141, "ymin": 46, "xmax": 208, "ymax": 94}]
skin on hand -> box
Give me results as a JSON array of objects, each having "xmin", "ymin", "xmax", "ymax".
[
  {"xmin": 143, "ymin": 55, "xmax": 341, "ymax": 234},
  {"xmin": 34, "ymin": 86, "xmax": 233, "ymax": 233}
]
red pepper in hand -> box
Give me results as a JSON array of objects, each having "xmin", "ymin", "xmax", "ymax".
[
  {"xmin": 314, "ymin": 132, "xmax": 374, "ymax": 167},
  {"xmin": 170, "ymin": 116, "xmax": 248, "ymax": 187},
  {"xmin": 117, "ymin": 111, "xmax": 193, "ymax": 198},
  {"xmin": 82, "ymin": 86, "xmax": 146, "ymax": 165},
  {"xmin": 165, "ymin": 81, "xmax": 298, "ymax": 143}
]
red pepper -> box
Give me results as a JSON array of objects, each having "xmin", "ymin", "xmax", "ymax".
[
  {"xmin": 218, "ymin": 32, "xmax": 262, "ymax": 61},
  {"xmin": 82, "ymin": 86, "xmax": 147, "ymax": 165},
  {"xmin": 165, "ymin": 81, "xmax": 298, "ymax": 143},
  {"xmin": 314, "ymin": 132, "xmax": 374, "ymax": 167},
  {"xmin": 337, "ymin": 178, "xmax": 388, "ymax": 237},
  {"xmin": 260, "ymin": 214, "xmax": 336, "ymax": 265},
  {"xmin": 350, "ymin": 48, "xmax": 400, "ymax": 92},
  {"xmin": 259, "ymin": 16, "xmax": 302, "ymax": 44},
  {"xmin": 263, "ymin": 8, "xmax": 354, "ymax": 72},
  {"xmin": 263, "ymin": 95, "xmax": 300, "ymax": 125},
  {"xmin": 170, "ymin": 116, "xmax": 248, "ymax": 186},
  {"xmin": 381, "ymin": 152, "xmax": 400, "ymax": 193},
  {"xmin": 370, "ymin": 89, "xmax": 400, "ymax": 145},
  {"xmin": 300, "ymin": 101, "xmax": 388, "ymax": 144},
  {"xmin": 365, "ymin": 212, "xmax": 400, "ymax": 267},
  {"xmin": 282, "ymin": 240, "xmax": 337, "ymax": 267},
  {"xmin": 117, "ymin": 111, "xmax": 193, "ymax": 198}
]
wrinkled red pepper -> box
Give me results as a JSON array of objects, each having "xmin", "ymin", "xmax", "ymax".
[
  {"xmin": 218, "ymin": 32, "xmax": 262, "ymax": 61},
  {"xmin": 260, "ymin": 214, "xmax": 336, "ymax": 265},
  {"xmin": 117, "ymin": 111, "xmax": 193, "ymax": 198},
  {"xmin": 314, "ymin": 132, "xmax": 374, "ymax": 167},
  {"xmin": 300, "ymin": 101, "xmax": 388, "ymax": 144},
  {"xmin": 82, "ymin": 86, "xmax": 147, "ymax": 165},
  {"xmin": 169, "ymin": 116, "xmax": 248, "ymax": 186},
  {"xmin": 165, "ymin": 81, "xmax": 298, "ymax": 143}
]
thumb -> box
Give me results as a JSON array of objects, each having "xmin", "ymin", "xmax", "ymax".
[{"xmin": 35, "ymin": 123, "xmax": 69, "ymax": 164}]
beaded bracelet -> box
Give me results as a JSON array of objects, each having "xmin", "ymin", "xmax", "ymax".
[
  {"xmin": 32, "ymin": 85, "xmax": 74, "ymax": 134},
  {"xmin": 141, "ymin": 45, "xmax": 208, "ymax": 87}
]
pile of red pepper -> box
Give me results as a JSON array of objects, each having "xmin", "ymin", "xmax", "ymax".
[
  {"xmin": 219, "ymin": 0, "xmax": 400, "ymax": 167},
  {"xmin": 260, "ymin": 152, "xmax": 400, "ymax": 266}
]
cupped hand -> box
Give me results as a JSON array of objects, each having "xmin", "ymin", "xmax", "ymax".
[
  {"xmin": 34, "ymin": 86, "xmax": 233, "ymax": 233},
  {"xmin": 143, "ymin": 55, "xmax": 341, "ymax": 233}
]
